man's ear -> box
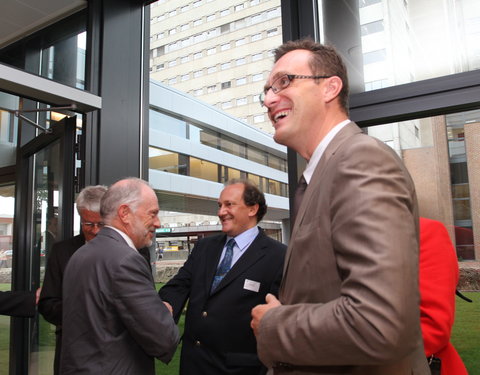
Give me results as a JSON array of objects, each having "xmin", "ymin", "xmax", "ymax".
[
  {"xmin": 117, "ymin": 204, "xmax": 130, "ymax": 223},
  {"xmin": 248, "ymin": 204, "xmax": 259, "ymax": 218},
  {"xmin": 324, "ymin": 76, "xmax": 342, "ymax": 103}
]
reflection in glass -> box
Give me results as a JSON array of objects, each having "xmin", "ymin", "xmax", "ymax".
[
  {"xmin": 0, "ymin": 183, "xmax": 15, "ymax": 373},
  {"xmin": 0, "ymin": 93, "xmax": 20, "ymax": 168},
  {"xmin": 357, "ymin": 0, "xmax": 480, "ymax": 93},
  {"xmin": 31, "ymin": 140, "xmax": 62, "ymax": 374},
  {"xmin": 364, "ymin": 110, "xmax": 479, "ymax": 259}
]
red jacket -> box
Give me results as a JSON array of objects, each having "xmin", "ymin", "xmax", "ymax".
[{"xmin": 419, "ymin": 217, "xmax": 468, "ymax": 375}]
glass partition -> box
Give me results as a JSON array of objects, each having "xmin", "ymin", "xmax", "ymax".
[{"xmin": 363, "ymin": 109, "xmax": 480, "ymax": 259}]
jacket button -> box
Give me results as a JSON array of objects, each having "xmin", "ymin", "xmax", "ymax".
[
  {"xmin": 195, "ymin": 340, "xmax": 201, "ymax": 346},
  {"xmin": 202, "ymin": 311, "xmax": 207, "ymax": 317}
]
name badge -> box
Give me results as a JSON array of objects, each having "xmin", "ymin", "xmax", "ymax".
[{"xmin": 244, "ymin": 279, "xmax": 260, "ymax": 293}]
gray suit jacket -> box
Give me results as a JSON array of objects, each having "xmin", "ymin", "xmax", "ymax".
[
  {"xmin": 61, "ymin": 227, "xmax": 179, "ymax": 375},
  {"xmin": 257, "ymin": 122, "xmax": 430, "ymax": 374}
]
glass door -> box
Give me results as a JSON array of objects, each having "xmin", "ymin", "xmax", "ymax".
[{"xmin": 11, "ymin": 116, "xmax": 76, "ymax": 375}]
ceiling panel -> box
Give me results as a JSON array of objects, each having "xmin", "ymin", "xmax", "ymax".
[{"xmin": 0, "ymin": 0, "xmax": 86, "ymax": 48}]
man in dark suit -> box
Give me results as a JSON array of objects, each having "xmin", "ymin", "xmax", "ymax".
[
  {"xmin": 251, "ymin": 39, "xmax": 430, "ymax": 374},
  {"xmin": 61, "ymin": 178, "xmax": 179, "ymax": 374},
  {"xmin": 39, "ymin": 184, "xmax": 107, "ymax": 375},
  {"xmin": 160, "ymin": 179, "xmax": 286, "ymax": 375}
]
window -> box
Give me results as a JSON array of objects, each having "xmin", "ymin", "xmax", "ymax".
[
  {"xmin": 252, "ymin": 53, "xmax": 262, "ymax": 61},
  {"xmin": 221, "ymin": 81, "xmax": 231, "ymax": 89},
  {"xmin": 221, "ymin": 62, "xmax": 231, "ymax": 70},
  {"xmin": 236, "ymin": 77, "xmax": 246, "ymax": 85},
  {"xmin": 236, "ymin": 38, "xmax": 247, "ymax": 46},
  {"xmin": 359, "ymin": 0, "xmax": 381, "ymax": 7},
  {"xmin": 168, "ymin": 77, "xmax": 177, "ymax": 84},
  {"xmin": 193, "ymin": 19, "xmax": 203, "ymax": 26},
  {"xmin": 168, "ymin": 60, "xmax": 177, "ymax": 67},
  {"xmin": 181, "ymin": 56, "xmax": 190, "ymax": 63},
  {"xmin": 207, "ymin": 85, "xmax": 216, "ymax": 93},
  {"xmin": 361, "ymin": 20, "xmax": 384, "ymax": 36},
  {"xmin": 194, "ymin": 52, "xmax": 202, "ymax": 59},
  {"xmin": 207, "ymin": 66, "xmax": 217, "ymax": 74},
  {"xmin": 207, "ymin": 47, "xmax": 216, "ymax": 55},
  {"xmin": 190, "ymin": 157, "xmax": 219, "ymax": 182},
  {"xmin": 251, "ymin": 33, "xmax": 262, "ymax": 41},
  {"xmin": 267, "ymin": 28, "xmax": 278, "ymax": 37},
  {"xmin": 181, "ymin": 24, "xmax": 190, "ymax": 31},
  {"xmin": 220, "ymin": 9, "xmax": 230, "ymax": 17},
  {"xmin": 236, "ymin": 57, "xmax": 246, "ymax": 65},
  {"xmin": 222, "ymin": 101, "xmax": 233, "ymax": 109},
  {"xmin": 221, "ymin": 43, "xmax": 231, "ymax": 51},
  {"xmin": 194, "ymin": 88, "xmax": 204, "ymax": 96},
  {"xmin": 252, "ymin": 73, "xmax": 263, "ymax": 82},
  {"xmin": 237, "ymin": 97, "xmax": 247, "ymax": 106},
  {"xmin": 194, "ymin": 70, "xmax": 203, "ymax": 78},
  {"xmin": 149, "ymin": 147, "xmax": 188, "ymax": 175},
  {"xmin": 181, "ymin": 74, "xmax": 190, "ymax": 81},
  {"xmin": 253, "ymin": 114, "xmax": 264, "ymax": 123},
  {"xmin": 235, "ymin": 4, "xmax": 244, "ymax": 12},
  {"xmin": 363, "ymin": 49, "xmax": 387, "ymax": 65},
  {"xmin": 207, "ymin": 14, "xmax": 215, "ymax": 22}
]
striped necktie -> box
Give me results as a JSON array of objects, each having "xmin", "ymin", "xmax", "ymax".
[{"xmin": 211, "ymin": 238, "xmax": 236, "ymax": 293}]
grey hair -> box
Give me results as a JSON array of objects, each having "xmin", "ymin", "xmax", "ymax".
[
  {"xmin": 75, "ymin": 185, "xmax": 108, "ymax": 213},
  {"xmin": 100, "ymin": 177, "xmax": 152, "ymax": 224}
]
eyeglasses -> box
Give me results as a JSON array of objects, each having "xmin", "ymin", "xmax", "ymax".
[
  {"xmin": 81, "ymin": 222, "xmax": 105, "ymax": 228},
  {"xmin": 259, "ymin": 74, "xmax": 332, "ymax": 106}
]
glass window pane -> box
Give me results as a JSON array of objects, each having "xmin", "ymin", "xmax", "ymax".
[
  {"xmin": 363, "ymin": 109, "xmax": 480, "ymax": 259},
  {"xmin": 334, "ymin": 0, "xmax": 480, "ymax": 94},
  {"xmin": 149, "ymin": 147, "xmax": 187, "ymax": 175},
  {"xmin": 149, "ymin": 0, "xmax": 282, "ymax": 134},
  {"xmin": 0, "ymin": 17, "xmax": 87, "ymax": 89},
  {"xmin": 190, "ymin": 157, "xmax": 218, "ymax": 182}
]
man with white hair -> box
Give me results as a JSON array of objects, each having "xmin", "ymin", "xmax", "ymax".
[{"xmin": 61, "ymin": 178, "xmax": 179, "ymax": 374}]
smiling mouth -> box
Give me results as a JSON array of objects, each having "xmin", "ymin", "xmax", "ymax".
[{"xmin": 273, "ymin": 110, "xmax": 290, "ymax": 123}]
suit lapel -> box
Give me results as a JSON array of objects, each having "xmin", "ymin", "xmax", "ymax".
[
  {"xmin": 283, "ymin": 122, "xmax": 362, "ymax": 275},
  {"xmin": 210, "ymin": 231, "xmax": 267, "ymax": 295}
]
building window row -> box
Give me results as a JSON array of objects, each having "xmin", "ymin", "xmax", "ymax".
[
  {"xmin": 150, "ymin": 7, "xmax": 280, "ymax": 53},
  {"xmin": 151, "ymin": 0, "xmax": 274, "ymax": 27},
  {"xmin": 149, "ymin": 108, "xmax": 287, "ymax": 173},
  {"xmin": 186, "ymin": 76, "xmax": 264, "ymax": 99},
  {"xmin": 149, "ymin": 147, "xmax": 288, "ymax": 197}
]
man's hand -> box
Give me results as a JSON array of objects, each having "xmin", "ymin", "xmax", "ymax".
[
  {"xmin": 35, "ymin": 287, "xmax": 42, "ymax": 305},
  {"xmin": 251, "ymin": 293, "xmax": 281, "ymax": 336},
  {"xmin": 163, "ymin": 301, "xmax": 173, "ymax": 315}
]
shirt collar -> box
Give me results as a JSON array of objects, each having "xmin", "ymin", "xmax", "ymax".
[
  {"xmin": 105, "ymin": 225, "xmax": 138, "ymax": 252},
  {"xmin": 229, "ymin": 226, "xmax": 259, "ymax": 252},
  {"xmin": 303, "ymin": 119, "xmax": 351, "ymax": 184}
]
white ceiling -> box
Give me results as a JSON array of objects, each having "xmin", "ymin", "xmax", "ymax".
[{"xmin": 0, "ymin": 0, "xmax": 87, "ymax": 48}]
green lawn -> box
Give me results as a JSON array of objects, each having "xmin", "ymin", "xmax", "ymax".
[
  {"xmin": 451, "ymin": 291, "xmax": 480, "ymax": 375},
  {"xmin": 1, "ymin": 284, "xmax": 478, "ymax": 374}
]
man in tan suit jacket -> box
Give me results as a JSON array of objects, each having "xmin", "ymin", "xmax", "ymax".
[{"xmin": 250, "ymin": 39, "xmax": 430, "ymax": 375}]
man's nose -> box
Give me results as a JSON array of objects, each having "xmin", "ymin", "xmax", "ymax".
[{"xmin": 263, "ymin": 88, "xmax": 278, "ymax": 108}]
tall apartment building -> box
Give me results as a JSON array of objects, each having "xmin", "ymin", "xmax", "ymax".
[{"xmin": 149, "ymin": 0, "xmax": 282, "ymax": 134}]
